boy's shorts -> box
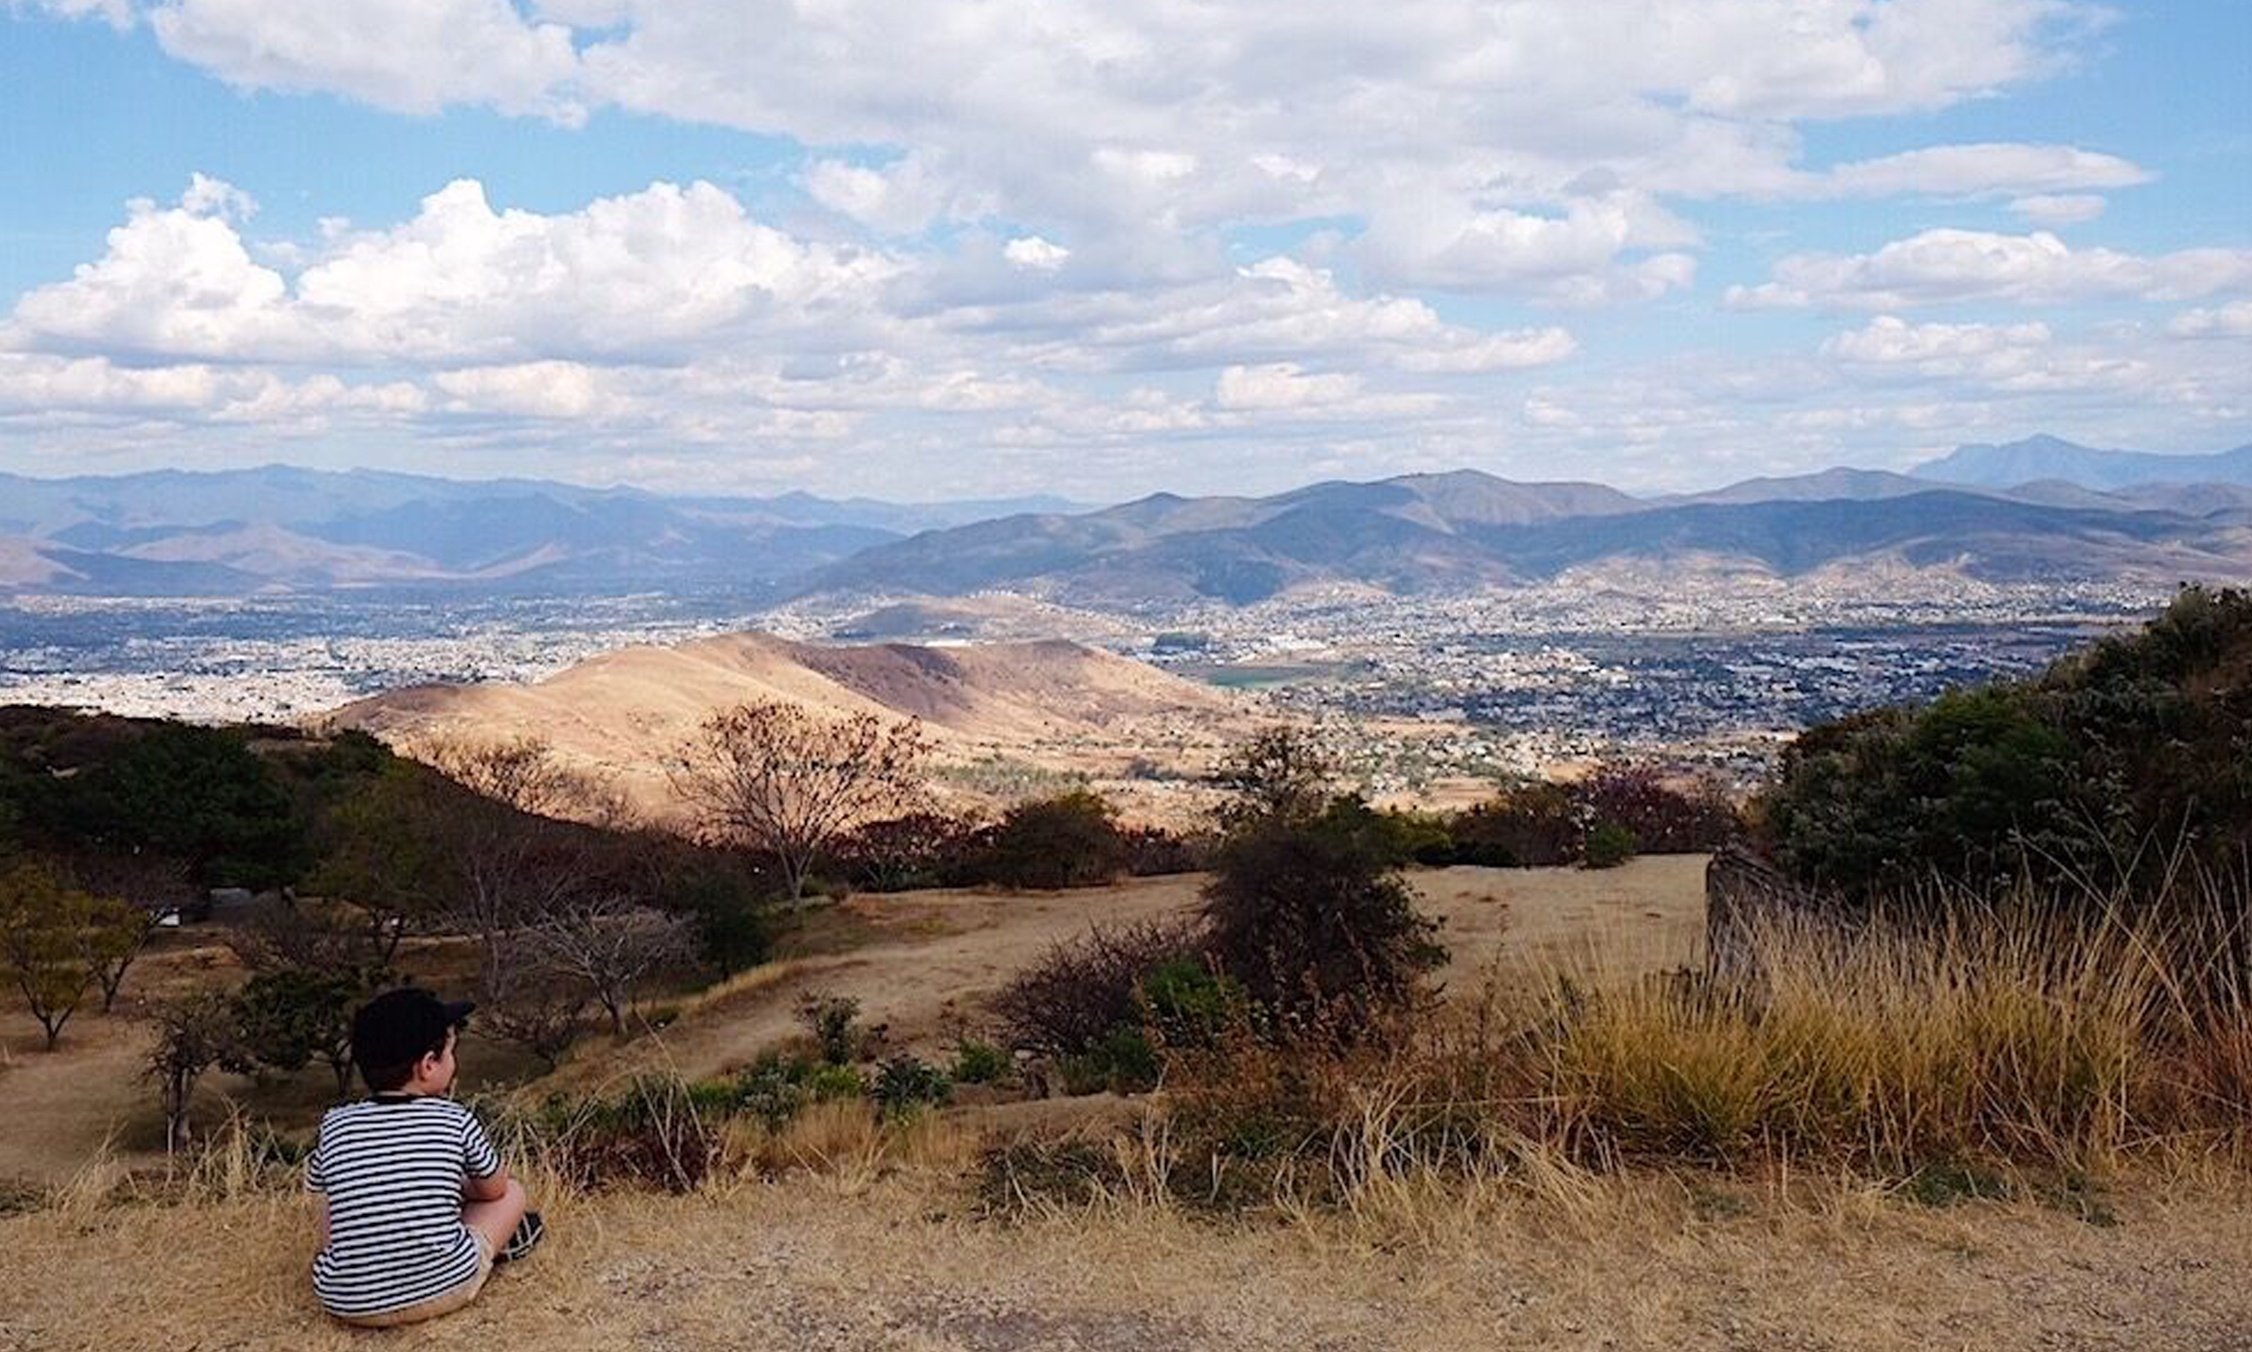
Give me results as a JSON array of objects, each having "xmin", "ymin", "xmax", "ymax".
[{"xmin": 331, "ymin": 1232, "xmax": 495, "ymax": 1329}]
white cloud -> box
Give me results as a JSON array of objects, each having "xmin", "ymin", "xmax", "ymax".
[
  {"xmin": 147, "ymin": 0, "xmax": 583, "ymax": 121},
  {"xmin": 1813, "ymin": 144, "xmax": 2147, "ymax": 199},
  {"xmin": 1823, "ymin": 315, "xmax": 2053, "ymax": 366},
  {"xmin": 7, "ymin": 178, "xmax": 296, "ymax": 361},
  {"xmin": 1728, "ymin": 230, "xmax": 2252, "ymax": 310},
  {"xmin": 1213, "ymin": 363, "xmax": 1362, "ymax": 411},
  {"xmin": 803, "ymin": 154, "xmax": 957, "ymax": 236},
  {"xmin": 2167, "ymin": 300, "xmax": 2252, "ymax": 341},
  {"xmin": 7, "ymin": 176, "xmax": 899, "ymax": 366},
  {"xmin": 1002, "ymin": 236, "xmax": 1071, "ymax": 272},
  {"xmin": 2008, "ymin": 193, "xmax": 2108, "ymax": 226},
  {"xmin": 40, "ymin": 0, "xmax": 2116, "ymax": 309},
  {"xmin": 20, "ymin": 0, "xmax": 133, "ymax": 27}
]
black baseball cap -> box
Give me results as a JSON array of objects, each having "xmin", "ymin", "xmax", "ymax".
[{"xmin": 351, "ymin": 987, "xmax": 476, "ymax": 1089}]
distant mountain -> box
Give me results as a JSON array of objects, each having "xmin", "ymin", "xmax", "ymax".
[
  {"xmin": 0, "ymin": 465, "xmax": 1096, "ymax": 596},
  {"xmin": 793, "ymin": 469, "xmax": 2252, "ymax": 605},
  {"xmin": 799, "ymin": 472, "xmax": 1645, "ymax": 606},
  {"xmin": 1911, "ymin": 434, "xmax": 2252, "ymax": 490}
]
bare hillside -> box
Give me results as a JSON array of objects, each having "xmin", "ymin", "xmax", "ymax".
[{"xmin": 317, "ymin": 632, "xmax": 1265, "ymax": 818}]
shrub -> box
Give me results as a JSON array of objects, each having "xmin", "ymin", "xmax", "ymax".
[
  {"xmin": 795, "ymin": 991, "xmax": 863, "ymax": 1066},
  {"xmin": 1453, "ymin": 780, "xmax": 1579, "ymax": 866},
  {"xmin": 1119, "ymin": 825, "xmax": 1212, "ymax": 877},
  {"xmin": 949, "ymin": 1036, "xmax": 1012, "ymax": 1085},
  {"xmin": 1759, "ymin": 586, "xmax": 2252, "ymax": 912},
  {"xmin": 871, "ymin": 1054, "xmax": 952, "ymax": 1118},
  {"xmin": 523, "ymin": 1075, "xmax": 725, "ymax": 1193},
  {"xmin": 831, "ymin": 812, "xmax": 977, "ymax": 892},
  {"xmin": 991, "ymin": 917, "xmax": 1209, "ymax": 1057},
  {"xmin": 1057, "ymin": 1026, "xmax": 1161, "ymax": 1096},
  {"xmin": 1201, "ymin": 796, "xmax": 1444, "ymax": 1034},
  {"xmin": 1582, "ymin": 822, "xmax": 1638, "ymax": 869},
  {"xmin": 231, "ymin": 966, "xmax": 367, "ymax": 1096},
  {"xmin": 1138, "ymin": 957, "xmax": 1239, "ymax": 1050},
  {"xmin": 973, "ymin": 791, "xmax": 1129, "ymax": 889},
  {"xmin": 1213, "ymin": 726, "xmax": 1335, "ymax": 825},
  {"xmin": 1571, "ymin": 766, "xmax": 1739, "ymax": 854},
  {"xmin": 668, "ymin": 865, "xmax": 772, "ymax": 977}
]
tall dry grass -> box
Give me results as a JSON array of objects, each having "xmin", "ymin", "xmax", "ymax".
[{"xmin": 1144, "ymin": 890, "xmax": 2251, "ymax": 1228}]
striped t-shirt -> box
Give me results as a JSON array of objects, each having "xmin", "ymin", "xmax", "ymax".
[{"xmin": 305, "ymin": 1095, "xmax": 502, "ymax": 1318}]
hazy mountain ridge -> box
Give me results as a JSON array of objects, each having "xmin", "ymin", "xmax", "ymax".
[
  {"xmin": 5, "ymin": 439, "xmax": 2250, "ymax": 601},
  {"xmin": 0, "ymin": 465, "xmax": 1090, "ymax": 595},
  {"xmin": 796, "ymin": 469, "xmax": 2252, "ymax": 606},
  {"xmin": 1911, "ymin": 434, "xmax": 2252, "ymax": 490}
]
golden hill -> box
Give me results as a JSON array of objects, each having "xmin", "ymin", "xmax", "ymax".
[{"xmin": 315, "ymin": 632, "xmax": 1264, "ymax": 820}]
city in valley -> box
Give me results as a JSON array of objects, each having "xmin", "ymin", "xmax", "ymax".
[{"xmin": 0, "ymin": 571, "xmax": 2162, "ymax": 798}]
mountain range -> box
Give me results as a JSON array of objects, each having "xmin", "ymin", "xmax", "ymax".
[
  {"xmin": 2, "ymin": 436, "xmax": 2247, "ymax": 603},
  {"xmin": 1912, "ymin": 434, "xmax": 2252, "ymax": 491},
  {"xmin": 0, "ymin": 464, "xmax": 1083, "ymax": 595}
]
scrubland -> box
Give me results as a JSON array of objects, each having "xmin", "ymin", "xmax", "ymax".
[{"xmin": 3, "ymin": 857, "xmax": 2247, "ymax": 1352}]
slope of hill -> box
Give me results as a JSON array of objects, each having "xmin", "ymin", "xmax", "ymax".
[
  {"xmin": 1912, "ymin": 433, "xmax": 2252, "ymax": 490},
  {"xmin": 318, "ymin": 632, "xmax": 1260, "ymax": 815},
  {"xmin": 795, "ymin": 469, "xmax": 2252, "ymax": 605}
]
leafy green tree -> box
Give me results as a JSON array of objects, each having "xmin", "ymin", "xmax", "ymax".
[
  {"xmin": 0, "ymin": 860, "xmax": 140, "ymax": 1049},
  {"xmin": 232, "ymin": 967, "xmax": 367, "ymax": 1098},
  {"xmin": 51, "ymin": 724, "xmax": 307, "ymax": 888}
]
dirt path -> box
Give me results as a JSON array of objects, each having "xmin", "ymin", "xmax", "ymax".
[
  {"xmin": 564, "ymin": 856, "xmax": 1710, "ymax": 1091},
  {"xmin": 0, "ymin": 1011, "xmax": 159, "ymax": 1186},
  {"xmin": 4, "ymin": 1171, "xmax": 2246, "ymax": 1351}
]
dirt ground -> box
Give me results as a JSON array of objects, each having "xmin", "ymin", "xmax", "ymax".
[
  {"xmin": 553, "ymin": 855, "xmax": 1709, "ymax": 1092},
  {"xmin": 0, "ymin": 857, "xmax": 1708, "ymax": 1185},
  {"xmin": 4, "ymin": 854, "xmax": 2250, "ymax": 1351},
  {"xmin": 3, "ymin": 1169, "xmax": 2248, "ymax": 1352}
]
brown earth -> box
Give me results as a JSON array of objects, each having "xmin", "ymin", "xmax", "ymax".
[
  {"xmin": 5, "ymin": 856, "xmax": 2250, "ymax": 1350},
  {"xmin": 0, "ymin": 859, "xmax": 1707, "ymax": 1185},
  {"xmin": 316, "ymin": 631, "xmax": 1271, "ymax": 821}
]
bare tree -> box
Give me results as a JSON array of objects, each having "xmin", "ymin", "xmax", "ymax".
[
  {"xmin": 143, "ymin": 990, "xmax": 244, "ymax": 1152},
  {"xmin": 521, "ymin": 892, "xmax": 692, "ymax": 1035},
  {"xmin": 479, "ymin": 938, "xmax": 592, "ymax": 1069},
  {"xmin": 669, "ymin": 702, "xmax": 931, "ymax": 902},
  {"xmin": 1215, "ymin": 725, "xmax": 1336, "ymax": 825}
]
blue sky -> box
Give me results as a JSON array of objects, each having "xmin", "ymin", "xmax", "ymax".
[{"xmin": 0, "ymin": 0, "xmax": 2246, "ymax": 499}]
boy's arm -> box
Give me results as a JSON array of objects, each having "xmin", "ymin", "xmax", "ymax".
[
  {"xmin": 460, "ymin": 1107, "xmax": 509, "ymax": 1200},
  {"xmin": 306, "ymin": 1121, "xmax": 330, "ymax": 1245}
]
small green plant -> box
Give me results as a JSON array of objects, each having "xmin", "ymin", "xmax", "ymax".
[
  {"xmin": 1582, "ymin": 821, "xmax": 1638, "ymax": 869},
  {"xmin": 795, "ymin": 990, "xmax": 862, "ymax": 1066},
  {"xmin": 871, "ymin": 1054, "xmax": 952, "ymax": 1118},
  {"xmin": 949, "ymin": 1036, "xmax": 1012, "ymax": 1085},
  {"xmin": 805, "ymin": 1063, "xmax": 866, "ymax": 1102},
  {"xmin": 1057, "ymin": 1026, "xmax": 1160, "ymax": 1096},
  {"xmin": 1138, "ymin": 958, "xmax": 1236, "ymax": 1049}
]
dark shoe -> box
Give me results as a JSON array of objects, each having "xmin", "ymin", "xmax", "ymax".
[{"xmin": 496, "ymin": 1210, "xmax": 544, "ymax": 1264}]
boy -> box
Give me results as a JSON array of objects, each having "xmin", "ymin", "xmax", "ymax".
[{"xmin": 305, "ymin": 987, "xmax": 542, "ymax": 1328}]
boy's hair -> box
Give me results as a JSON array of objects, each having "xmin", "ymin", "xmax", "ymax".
[{"xmin": 351, "ymin": 987, "xmax": 476, "ymax": 1092}]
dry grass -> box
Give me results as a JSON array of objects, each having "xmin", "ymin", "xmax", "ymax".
[{"xmin": 5, "ymin": 1151, "xmax": 2249, "ymax": 1351}]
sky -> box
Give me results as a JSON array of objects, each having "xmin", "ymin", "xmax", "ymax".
[{"xmin": 0, "ymin": 1, "xmax": 2247, "ymax": 501}]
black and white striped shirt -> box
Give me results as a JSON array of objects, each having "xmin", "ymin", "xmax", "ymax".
[{"xmin": 305, "ymin": 1095, "xmax": 502, "ymax": 1318}]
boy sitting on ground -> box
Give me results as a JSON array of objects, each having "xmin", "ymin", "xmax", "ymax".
[{"xmin": 306, "ymin": 987, "xmax": 543, "ymax": 1328}]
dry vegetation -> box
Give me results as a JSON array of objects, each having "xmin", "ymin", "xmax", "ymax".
[{"xmin": 4, "ymin": 858, "xmax": 2249, "ymax": 1350}]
